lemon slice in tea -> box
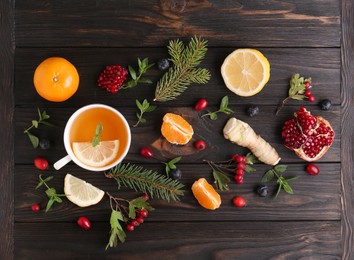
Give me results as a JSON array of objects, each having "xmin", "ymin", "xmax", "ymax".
[
  {"xmin": 72, "ymin": 140, "xmax": 119, "ymax": 168},
  {"xmin": 64, "ymin": 174, "xmax": 105, "ymax": 207},
  {"xmin": 221, "ymin": 48, "xmax": 270, "ymax": 97}
]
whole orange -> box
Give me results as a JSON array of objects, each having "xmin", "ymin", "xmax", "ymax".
[{"xmin": 33, "ymin": 57, "xmax": 79, "ymax": 102}]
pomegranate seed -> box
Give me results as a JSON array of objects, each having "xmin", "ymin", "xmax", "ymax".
[
  {"xmin": 232, "ymin": 196, "xmax": 246, "ymax": 208},
  {"xmin": 194, "ymin": 98, "xmax": 208, "ymax": 111},
  {"xmin": 308, "ymin": 95, "xmax": 315, "ymax": 102},
  {"xmin": 306, "ymin": 164, "xmax": 320, "ymax": 176},
  {"xmin": 194, "ymin": 140, "xmax": 206, "ymax": 151},
  {"xmin": 126, "ymin": 224, "xmax": 135, "ymax": 231},
  {"xmin": 34, "ymin": 158, "xmax": 49, "ymax": 170},
  {"xmin": 140, "ymin": 147, "xmax": 154, "ymax": 158},
  {"xmin": 31, "ymin": 203, "xmax": 40, "ymax": 212}
]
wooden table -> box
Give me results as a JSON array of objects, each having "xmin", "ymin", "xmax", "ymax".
[{"xmin": 1, "ymin": 1, "xmax": 354, "ymax": 259}]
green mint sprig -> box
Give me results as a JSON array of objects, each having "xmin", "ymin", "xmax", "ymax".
[
  {"xmin": 133, "ymin": 99, "xmax": 157, "ymax": 127},
  {"xmin": 261, "ymin": 164, "xmax": 299, "ymax": 198},
  {"xmin": 276, "ymin": 73, "xmax": 312, "ymax": 115},
  {"xmin": 202, "ymin": 96, "xmax": 234, "ymax": 120},
  {"xmin": 24, "ymin": 108, "xmax": 54, "ymax": 148},
  {"xmin": 163, "ymin": 156, "xmax": 181, "ymax": 177},
  {"xmin": 92, "ymin": 123, "xmax": 103, "ymax": 147},
  {"xmin": 36, "ymin": 175, "xmax": 66, "ymax": 212},
  {"xmin": 122, "ymin": 58, "xmax": 154, "ymax": 89}
]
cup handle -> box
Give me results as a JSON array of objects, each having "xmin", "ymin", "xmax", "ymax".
[{"xmin": 54, "ymin": 155, "xmax": 72, "ymax": 170}]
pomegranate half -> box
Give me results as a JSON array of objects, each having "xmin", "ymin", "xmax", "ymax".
[{"xmin": 281, "ymin": 107, "xmax": 335, "ymax": 161}]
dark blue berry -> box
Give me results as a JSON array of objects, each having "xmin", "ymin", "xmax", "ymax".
[
  {"xmin": 170, "ymin": 168, "xmax": 182, "ymax": 180},
  {"xmin": 157, "ymin": 59, "xmax": 170, "ymax": 71},
  {"xmin": 246, "ymin": 106, "xmax": 259, "ymax": 117},
  {"xmin": 319, "ymin": 99, "xmax": 332, "ymax": 111},
  {"xmin": 257, "ymin": 185, "xmax": 268, "ymax": 197},
  {"xmin": 39, "ymin": 139, "xmax": 51, "ymax": 150}
]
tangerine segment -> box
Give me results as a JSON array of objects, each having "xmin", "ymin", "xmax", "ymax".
[
  {"xmin": 34, "ymin": 57, "xmax": 79, "ymax": 102},
  {"xmin": 221, "ymin": 49, "xmax": 270, "ymax": 97},
  {"xmin": 161, "ymin": 113, "xmax": 194, "ymax": 145},
  {"xmin": 191, "ymin": 178, "xmax": 221, "ymax": 210},
  {"xmin": 72, "ymin": 140, "xmax": 119, "ymax": 168}
]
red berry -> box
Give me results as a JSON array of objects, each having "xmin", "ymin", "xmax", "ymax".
[
  {"xmin": 136, "ymin": 217, "xmax": 144, "ymax": 224},
  {"xmin": 131, "ymin": 219, "xmax": 140, "ymax": 226},
  {"xmin": 308, "ymin": 95, "xmax": 315, "ymax": 102},
  {"xmin": 97, "ymin": 65, "xmax": 128, "ymax": 93},
  {"xmin": 34, "ymin": 158, "xmax": 49, "ymax": 170},
  {"xmin": 194, "ymin": 98, "xmax": 208, "ymax": 111},
  {"xmin": 31, "ymin": 203, "xmax": 40, "ymax": 212},
  {"xmin": 140, "ymin": 147, "xmax": 154, "ymax": 159},
  {"xmin": 233, "ymin": 196, "xmax": 246, "ymax": 208},
  {"xmin": 237, "ymin": 163, "xmax": 246, "ymax": 170},
  {"xmin": 231, "ymin": 154, "xmax": 240, "ymax": 162},
  {"xmin": 77, "ymin": 216, "xmax": 91, "ymax": 230},
  {"xmin": 234, "ymin": 175, "xmax": 244, "ymax": 184},
  {"xmin": 126, "ymin": 224, "xmax": 134, "ymax": 232},
  {"xmin": 235, "ymin": 169, "xmax": 244, "ymax": 176},
  {"xmin": 141, "ymin": 194, "xmax": 149, "ymax": 200},
  {"xmin": 139, "ymin": 209, "xmax": 148, "ymax": 218},
  {"xmin": 306, "ymin": 164, "xmax": 320, "ymax": 176},
  {"xmin": 194, "ymin": 139, "xmax": 206, "ymax": 151},
  {"xmin": 304, "ymin": 90, "xmax": 312, "ymax": 97},
  {"xmin": 305, "ymin": 81, "xmax": 311, "ymax": 89}
]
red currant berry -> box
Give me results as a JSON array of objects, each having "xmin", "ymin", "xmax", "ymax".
[
  {"xmin": 231, "ymin": 154, "xmax": 240, "ymax": 162},
  {"xmin": 306, "ymin": 164, "xmax": 320, "ymax": 176},
  {"xmin": 237, "ymin": 163, "xmax": 246, "ymax": 170},
  {"xmin": 31, "ymin": 203, "xmax": 40, "ymax": 212},
  {"xmin": 136, "ymin": 217, "xmax": 144, "ymax": 224},
  {"xmin": 234, "ymin": 175, "xmax": 244, "ymax": 184},
  {"xmin": 194, "ymin": 139, "xmax": 206, "ymax": 151},
  {"xmin": 235, "ymin": 169, "xmax": 244, "ymax": 176},
  {"xmin": 34, "ymin": 158, "xmax": 49, "ymax": 170},
  {"xmin": 308, "ymin": 95, "xmax": 315, "ymax": 102},
  {"xmin": 234, "ymin": 155, "xmax": 246, "ymax": 163},
  {"xmin": 304, "ymin": 90, "xmax": 312, "ymax": 97},
  {"xmin": 77, "ymin": 216, "xmax": 91, "ymax": 230},
  {"xmin": 305, "ymin": 81, "xmax": 311, "ymax": 89},
  {"xmin": 141, "ymin": 194, "xmax": 149, "ymax": 200},
  {"xmin": 140, "ymin": 147, "xmax": 154, "ymax": 159},
  {"xmin": 232, "ymin": 196, "xmax": 246, "ymax": 208},
  {"xmin": 131, "ymin": 219, "xmax": 140, "ymax": 226},
  {"xmin": 139, "ymin": 209, "xmax": 148, "ymax": 218},
  {"xmin": 126, "ymin": 224, "xmax": 135, "ymax": 232},
  {"xmin": 194, "ymin": 98, "xmax": 208, "ymax": 111}
]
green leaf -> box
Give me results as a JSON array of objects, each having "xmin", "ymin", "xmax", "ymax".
[
  {"xmin": 209, "ymin": 113, "xmax": 218, "ymax": 120},
  {"xmin": 45, "ymin": 187, "xmax": 57, "ymax": 197},
  {"xmin": 92, "ymin": 123, "xmax": 103, "ymax": 147},
  {"xmin": 37, "ymin": 108, "xmax": 43, "ymax": 120},
  {"xmin": 286, "ymin": 176, "xmax": 299, "ymax": 182},
  {"xmin": 27, "ymin": 132, "xmax": 39, "ymax": 148},
  {"xmin": 283, "ymin": 183, "xmax": 294, "ymax": 194},
  {"xmin": 140, "ymin": 118, "xmax": 146, "ymax": 124},
  {"xmin": 45, "ymin": 198, "xmax": 55, "ymax": 212},
  {"xmin": 212, "ymin": 169, "xmax": 230, "ymax": 190},
  {"xmin": 220, "ymin": 96, "xmax": 229, "ymax": 109},
  {"xmin": 246, "ymin": 153, "xmax": 259, "ymax": 164},
  {"xmin": 262, "ymin": 170, "xmax": 275, "ymax": 183},
  {"xmin": 41, "ymin": 110, "xmax": 50, "ymax": 120},
  {"xmin": 138, "ymin": 58, "xmax": 142, "ymax": 69},
  {"xmin": 275, "ymin": 183, "xmax": 282, "ymax": 198},
  {"xmin": 128, "ymin": 202, "xmax": 136, "ymax": 219},
  {"xmin": 138, "ymin": 78, "xmax": 153, "ymax": 84},
  {"xmin": 136, "ymin": 99, "xmax": 143, "ymax": 111},
  {"xmin": 274, "ymin": 164, "xmax": 287, "ymax": 174},
  {"xmin": 54, "ymin": 196, "xmax": 63, "ymax": 203},
  {"xmin": 145, "ymin": 105, "xmax": 157, "ymax": 112},
  {"xmin": 32, "ymin": 120, "xmax": 39, "ymax": 128},
  {"xmin": 39, "ymin": 121, "xmax": 55, "ymax": 127},
  {"xmin": 169, "ymin": 156, "xmax": 181, "ymax": 165},
  {"xmin": 245, "ymin": 165, "xmax": 256, "ymax": 173},
  {"xmin": 168, "ymin": 163, "xmax": 176, "ymax": 170},
  {"xmin": 128, "ymin": 66, "xmax": 137, "ymax": 80},
  {"xmin": 130, "ymin": 197, "xmax": 154, "ymax": 211}
]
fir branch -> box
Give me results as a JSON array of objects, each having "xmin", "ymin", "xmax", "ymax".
[
  {"xmin": 106, "ymin": 163, "xmax": 184, "ymax": 201},
  {"xmin": 154, "ymin": 36, "xmax": 211, "ymax": 102}
]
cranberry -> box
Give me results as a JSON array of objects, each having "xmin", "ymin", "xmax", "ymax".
[
  {"xmin": 138, "ymin": 209, "xmax": 148, "ymax": 218},
  {"xmin": 305, "ymin": 81, "xmax": 311, "ymax": 89},
  {"xmin": 237, "ymin": 163, "xmax": 246, "ymax": 170},
  {"xmin": 31, "ymin": 203, "xmax": 40, "ymax": 212},
  {"xmin": 131, "ymin": 219, "xmax": 140, "ymax": 226},
  {"xmin": 140, "ymin": 147, "xmax": 154, "ymax": 159},
  {"xmin": 234, "ymin": 175, "xmax": 244, "ymax": 184},
  {"xmin": 126, "ymin": 224, "xmax": 135, "ymax": 231},
  {"xmin": 306, "ymin": 164, "xmax": 320, "ymax": 176},
  {"xmin": 304, "ymin": 90, "xmax": 312, "ymax": 97},
  {"xmin": 141, "ymin": 194, "xmax": 149, "ymax": 200},
  {"xmin": 136, "ymin": 217, "xmax": 144, "ymax": 224},
  {"xmin": 194, "ymin": 98, "xmax": 208, "ymax": 111},
  {"xmin": 232, "ymin": 196, "xmax": 246, "ymax": 208},
  {"xmin": 235, "ymin": 169, "xmax": 244, "ymax": 176},
  {"xmin": 77, "ymin": 216, "xmax": 91, "ymax": 230},
  {"xmin": 308, "ymin": 95, "xmax": 315, "ymax": 102},
  {"xmin": 34, "ymin": 158, "xmax": 49, "ymax": 170},
  {"xmin": 194, "ymin": 140, "xmax": 206, "ymax": 151}
]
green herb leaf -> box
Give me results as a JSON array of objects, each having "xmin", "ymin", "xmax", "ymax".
[
  {"xmin": 282, "ymin": 183, "xmax": 294, "ymax": 194},
  {"xmin": 106, "ymin": 210, "xmax": 126, "ymax": 249},
  {"xmin": 246, "ymin": 153, "xmax": 259, "ymax": 164},
  {"xmin": 212, "ymin": 169, "xmax": 230, "ymax": 190},
  {"xmin": 32, "ymin": 120, "xmax": 39, "ymax": 128},
  {"xmin": 133, "ymin": 99, "xmax": 157, "ymax": 127},
  {"xmin": 220, "ymin": 96, "xmax": 229, "ymax": 110},
  {"xmin": 122, "ymin": 58, "xmax": 154, "ymax": 90},
  {"xmin": 92, "ymin": 123, "xmax": 103, "ymax": 147},
  {"xmin": 245, "ymin": 165, "xmax": 256, "ymax": 173},
  {"xmin": 286, "ymin": 176, "xmax": 299, "ymax": 182},
  {"xmin": 128, "ymin": 66, "xmax": 137, "ymax": 80},
  {"xmin": 274, "ymin": 164, "xmax": 288, "ymax": 174},
  {"xmin": 262, "ymin": 170, "xmax": 275, "ymax": 182},
  {"xmin": 27, "ymin": 132, "xmax": 39, "ymax": 148},
  {"xmin": 45, "ymin": 187, "xmax": 57, "ymax": 197},
  {"xmin": 202, "ymin": 96, "xmax": 233, "ymax": 120},
  {"xmin": 45, "ymin": 198, "xmax": 55, "ymax": 212}
]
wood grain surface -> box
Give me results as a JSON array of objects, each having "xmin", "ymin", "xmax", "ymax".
[{"xmin": 1, "ymin": 0, "xmax": 353, "ymax": 259}]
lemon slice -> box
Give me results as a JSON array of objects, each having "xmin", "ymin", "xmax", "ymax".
[
  {"xmin": 221, "ymin": 48, "xmax": 270, "ymax": 97},
  {"xmin": 72, "ymin": 140, "xmax": 119, "ymax": 168},
  {"xmin": 64, "ymin": 174, "xmax": 105, "ymax": 207}
]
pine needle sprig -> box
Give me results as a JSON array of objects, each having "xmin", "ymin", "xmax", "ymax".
[
  {"xmin": 154, "ymin": 36, "xmax": 211, "ymax": 102},
  {"xmin": 106, "ymin": 163, "xmax": 185, "ymax": 202}
]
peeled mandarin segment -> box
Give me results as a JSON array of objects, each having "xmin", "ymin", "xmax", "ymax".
[
  {"xmin": 64, "ymin": 174, "xmax": 105, "ymax": 207},
  {"xmin": 72, "ymin": 140, "xmax": 119, "ymax": 167},
  {"xmin": 191, "ymin": 178, "xmax": 221, "ymax": 210},
  {"xmin": 221, "ymin": 48, "xmax": 270, "ymax": 97},
  {"xmin": 161, "ymin": 113, "xmax": 194, "ymax": 145}
]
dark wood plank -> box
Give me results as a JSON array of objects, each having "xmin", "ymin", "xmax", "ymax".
[
  {"xmin": 15, "ymin": 0, "xmax": 340, "ymax": 48},
  {"xmin": 14, "ymin": 48, "xmax": 340, "ymax": 107},
  {"xmin": 14, "ymin": 163, "xmax": 341, "ymax": 222},
  {"xmin": 14, "ymin": 222, "xmax": 341, "ymax": 259},
  {"xmin": 341, "ymin": 0, "xmax": 354, "ymax": 258},
  {"xmin": 0, "ymin": 0, "xmax": 15, "ymax": 259}
]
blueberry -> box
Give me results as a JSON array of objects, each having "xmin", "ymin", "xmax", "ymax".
[
  {"xmin": 170, "ymin": 168, "xmax": 182, "ymax": 180},
  {"xmin": 157, "ymin": 58, "xmax": 170, "ymax": 71},
  {"xmin": 257, "ymin": 185, "xmax": 268, "ymax": 197},
  {"xmin": 319, "ymin": 99, "xmax": 332, "ymax": 111},
  {"xmin": 39, "ymin": 138, "xmax": 51, "ymax": 150},
  {"xmin": 246, "ymin": 106, "xmax": 259, "ymax": 117}
]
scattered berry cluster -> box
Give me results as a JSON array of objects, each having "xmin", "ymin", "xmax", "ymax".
[
  {"xmin": 126, "ymin": 208, "xmax": 149, "ymax": 232},
  {"xmin": 231, "ymin": 154, "xmax": 247, "ymax": 185},
  {"xmin": 304, "ymin": 81, "xmax": 315, "ymax": 102}
]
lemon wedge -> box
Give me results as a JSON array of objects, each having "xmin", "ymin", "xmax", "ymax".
[
  {"xmin": 72, "ymin": 140, "xmax": 119, "ymax": 168},
  {"xmin": 64, "ymin": 174, "xmax": 105, "ymax": 207},
  {"xmin": 221, "ymin": 48, "xmax": 270, "ymax": 96}
]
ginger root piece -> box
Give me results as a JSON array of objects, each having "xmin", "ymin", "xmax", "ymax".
[{"xmin": 223, "ymin": 118, "xmax": 281, "ymax": 166}]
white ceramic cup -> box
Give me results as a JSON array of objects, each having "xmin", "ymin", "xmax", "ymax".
[{"xmin": 54, "ymin": 104, "xmax": 131, "ymax": 171}]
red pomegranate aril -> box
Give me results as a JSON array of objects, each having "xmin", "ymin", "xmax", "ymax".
[
  {"xmin": 126, "ymin": 224, "xmax": 135, "ymax": 232},
  {"xmin": 34, "ymin": 158, "xmax": 49, "ymax": 170},
  {"xmin": 234, "ymin": 175, "xmax": 244, "ymax": 184},
  {"xmin": 140, "ymin": 147, "xmax": 154, "ymax": 159},
  {"xmin": 232, "ymin": 196, "xmax": 246, "ymax": 208},
  {"xmin": 77, "ymin": 216, "xmax": 91, "ymax": 230},
  {"xmin": 194, "ymin": 98, "xmax": 208, "ymax": 111},
  {"xmin": 306, "ymin": 164, "xmax": 320, "ymax": 176},
  {"xmin": 308, "ymin": 95, "xmax": 315, "ymax": 102},
  {"xmin": 304, "ymin": 90, "xmax": 312, "ymax": 97},
  {"xmin": 194, "ymin": 139, "xmax": 206, "ymax": 151},
  {"xmin": 31, "ymin": 203, "xmax": 40, "ymax": 212}
]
